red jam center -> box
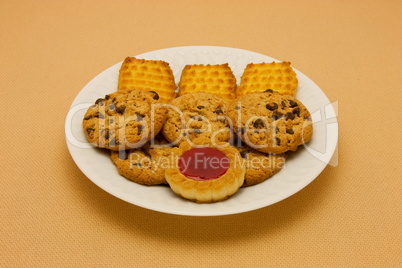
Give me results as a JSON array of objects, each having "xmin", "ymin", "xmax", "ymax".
[{"xmin": 178, "ymin": 147, "xmax": 230, "ymax": 181}]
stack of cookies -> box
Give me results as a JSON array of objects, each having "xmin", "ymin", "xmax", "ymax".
[{"xmin": 82, "ymin": 57, "xmax": 313, "ymax": 203}]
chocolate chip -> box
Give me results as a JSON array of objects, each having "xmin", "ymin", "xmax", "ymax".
[
  {"xmin": 293, "ymin": 107, "xmax": 301, "ymax": 117},
  {"xmin": 213, "ymin": 107, "xmax": 223, "ymax": 114},
  {"xmin": 281, "ymin": 101, "xmax": 287, "ymax": 107},
  {"xmin": 304, "ymin": 116, "xmax": 311, "ymax": 120},
  {"xmin": 272, "ymin": 112, "xmax": 283, "ymax": 120},
  {"xmin": 193, "ymin": 129, "xmax": 201, "ymax": 134},
  {"xmin": 240, "ymin": 150, "xmax": 250, "ymax": 159},
  {"xmin": 95, "ymin": 98, "xmax": 104, "ymax": 106},
  {"xmin": 109, "ymin": 104, "xmax": 115, "ymax": 110},
  {"xmin": 84, "ymin": 115, "xmax": 93, "ymax": 120},
  {"xmin": 266, "ymin": 103, "xmax": 278, "ymax": 111},
  {"xmin": 149, "ymin": 91, "xmax": 159, "ymax": 100},
  {"xmin": 264, "ymin": 89, "xmax": 274, "ymax": 93},
  {"xmin": 136, "ymin": 112, "xmax": 145, "ymax": 121},
  {"xmin": 275, "ymin": 137, "xmax": 281, "ymax": 146},
  {"xmin": 197, "ymin": 106, "xmax": 205, "ymax": 109},
  {"xmin": 105, "ymin": 95, "xmax": 110, "ymax": 100},
  {"xmin": 86, "ymin": 128, "xmax": 95, "ymax": 134},
  {"xmin": 94, "ymin": 113, "xmax": 105, "ymax": 119},
  {"xmin": 190, "ymin": 116, "xmax": 203, "ymax": 121},
  {"xmin": 253, "ymin": 118, "xmax": 265, "ymax": 128},
  {"xmin": 285, "ymin": 112, "xmax": 295, "ymax": 120},
  {"xmin": 137, "ymin": 125, "xmax": 143, "ymax": 135},
  {"xmin": 286, "ymin": 129, "xmax": 294, "ymax": 134},
  {"xmin": 104, "ymin": 129, "xmax": 110, "ymax": 139},
  {"xmin": 289, "ymin": 100, "xmax": 298, "ymax": 108},
  {"xmin": 235, "ymin": 106, "xmax": 241, "ymax": 110},
  {"xmin": 133, "ymin": 163, "xmax": 142, "ymax": 167},
  {"xmin": 115, "ymin": 105, "xmax": 126, "ymax": 114}
]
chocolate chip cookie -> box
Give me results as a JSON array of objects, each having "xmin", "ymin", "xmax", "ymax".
[
  {"xmin": 234, "ymin": 139, "xmax": 287, "ymax": 187},
  {"xmin": 162, "ymin": 92, "xmax": 232, "ymax": 146},
  {"xmin": 227, "ymin": 90, "xmax": 313, "ymax": 154},
  {"xmin": 110, "ymin": 134, "xmax": 175, "ymax": 185},
  {"xmin": 82, "ymin": 89, "xmax": 166, "ymax": 150}
]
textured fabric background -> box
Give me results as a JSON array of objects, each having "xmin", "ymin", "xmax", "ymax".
[{"xmin": 1, "ymin": 0, "xmax": 401, "ymax": 267}]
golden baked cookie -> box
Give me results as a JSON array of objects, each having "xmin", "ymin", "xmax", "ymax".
[
  {"xmin": 118, "ymin": 57, "xmax": 177, "ymax": 103},
  {"xmin": 110, "ymin": 135, "xmax": 175, "ymax": 186},
  {"xmin": 165, "ymin": 141, "xmax": 245, "ymax": 203},
  {"xmin": 236, "ymin": 61, "xmax": 298, "ymax": 97},
  {"xmin": 227, "ymin": 90, "xmax": 313, "ymax": 154},
  {"xmin": 178, "ymin": 63, "xmax": 236, "ymax": 101},
  {"xmin": 82, "ymin": 89, "xmax": 166, "ymax": 151},
  {"xmin": 234, "ymin": 141, "xmax": 287, "ymax": 187},
  {"xmin": 162, "ymin": 92, "xmax": 232, "ymax": 146}
]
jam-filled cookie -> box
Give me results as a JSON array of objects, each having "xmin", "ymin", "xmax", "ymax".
[
  {"xmin": 83, "ymin": 89, "xmax": 166, "ymax": 150},
  {"xmin": 162, "ymin": 92, "xmax": 232, "ymax": 146},
  {"xmin": 165, "ymin": 141, "xmax": 245, "ymax": 203},
  {"xmin": 227, "ymin": 90, "xmax": 313, "ymax": 154}
]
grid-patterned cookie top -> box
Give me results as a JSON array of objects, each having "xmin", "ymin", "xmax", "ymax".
[
  {"xmin": 178, "ymin": 63, "xmax": 236, "ymax": 101},
  {"xmin": 236, "ymin": 61, "xmax": 298, "ymax": 97},
  {"xmin": 118, "ymin": 57, "xmax": 177, "ymax": 103}
]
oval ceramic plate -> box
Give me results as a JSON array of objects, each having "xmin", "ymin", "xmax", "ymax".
[{"xmin": 65, "ymin": 46, "xmax": 338, "ymax": 216}]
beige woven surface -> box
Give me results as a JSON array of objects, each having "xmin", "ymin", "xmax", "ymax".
[{"xmin": 1, "ymin": 0, "xmax": 401, "ymax": 267}]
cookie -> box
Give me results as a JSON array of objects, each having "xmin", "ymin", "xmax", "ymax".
[
  {"xmin": 178, "ymin": 64, "xmax": 236, "ymax": 101},
  {"xmin": 165, "ymin": 141, "xmax": 245, "ymax": 203},
  {"xmin": 234, "ymin": 140, "xmax": 287, "ymax": 187},
  {"xmin": 111, "ymin": 135, "xmax": 175, "ymax": 186},
  {"xmin": 118, "ymin": 57, "xmax": 177, "ymax": 103},
  {"xmin": 82, "ymin": 89, "xmax": 166, "ymax": 150},
  {"xmin": 227, "ymin": 90, "xmax": 313, "ymax": 154},
  {"xmin": 162, "ymin": 92, "xmax": 232, "ymax": 146},
  {"xmin": 236, "ymin": 61, "xmax": 298, "ymax": 97}
]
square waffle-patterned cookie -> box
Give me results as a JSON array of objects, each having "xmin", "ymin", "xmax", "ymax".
[
  {"xmin": 178, "ymin": 63, "xmax": 236, "ymax": 101},
  {"xmin": 118, "ymin": 57, "xmax": 177, "ymax": 102},
  {"xmin": 236, "ymin": 61, "xmax": 298, "ymax": 97}
]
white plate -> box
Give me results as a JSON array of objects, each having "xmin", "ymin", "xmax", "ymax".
[{"xmin": 65, "ymin": 46, "xmax": 338, "ymax": 216}]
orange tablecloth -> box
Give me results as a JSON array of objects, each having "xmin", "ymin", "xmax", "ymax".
[{"xmin": 1, "ymin": 1, "xmax": 400, "ymax": 267}]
